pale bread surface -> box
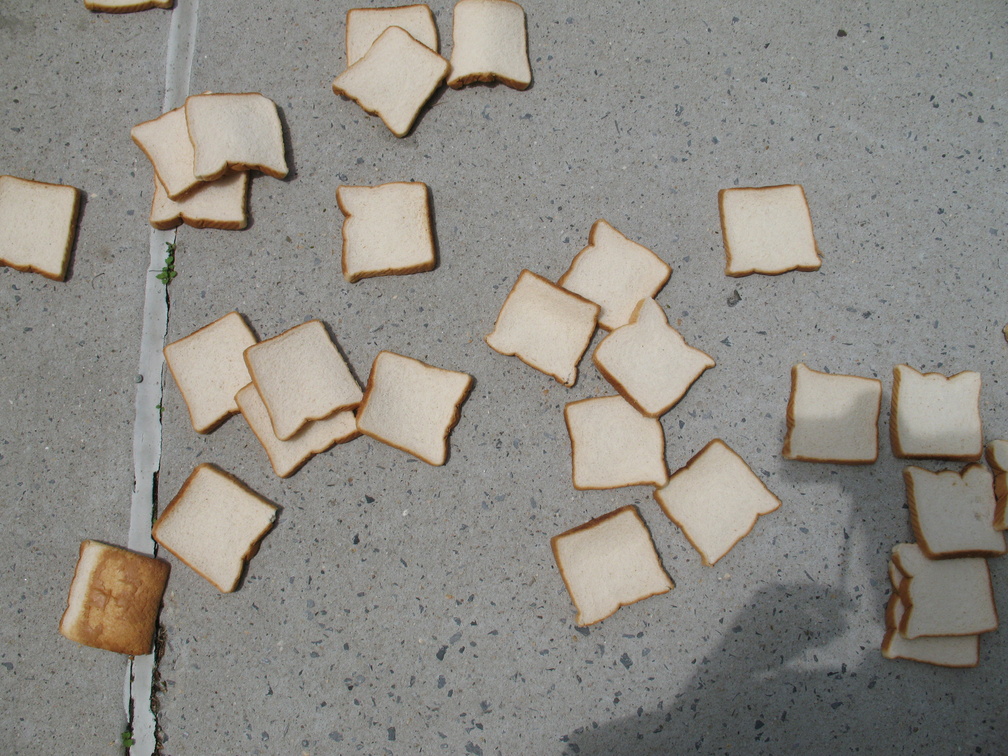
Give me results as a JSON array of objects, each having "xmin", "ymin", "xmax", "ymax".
[
  {"xmin": 152, "ymin": 463, "xmax": 277, "ymax": 592},
  {"xmin": 131, "ymin": 106, "xmax": 202, "ymax": 199},
  {"xmin": 150, "ymin": 171, "xmax": 249, "ymax": 230},
  {"xmin": 184, "ymin": 93, "xmax": 288, "ymax": 181},
  {"xmin": 485, "ymin": 269, "xmax": 600, "ymax": 387},
  {"xmin": 593, "ymin": 298, "xmax": 714, "ymax": 417},
  {"xmin": 882, "ymin": 594, "xmax": 979, "ymax": 667},
  {"xmin": 337, "ymin": 182, "xmax": 435, "ymax": 282},
  {"xmin": 783, "ymin": 363, "xmax": 882, "ymax": 463},
  {"xmin": 557, "ymin": 220, "xmax": 672, "ymax": 330},
  {"xmin": 0, "ymin": 175, "xmax": 79, "ymax": 281},
  {"xmin": 890, "ymin": 364, "xmax": 982, "ymax": 460},
  {"xmin": 551, "ymin": 506, "xmax": 674, "ymax": 626},
  {"xmin": 243, "ymin": 319, "xmax": 363, "ymax": 441},
  {"xmin": 346, "ymin": 5, "xmax": 438, "ymax": 66},
  {"xmin": 447, "ymin": 0, "xmax": 531, "ymax": 90}
]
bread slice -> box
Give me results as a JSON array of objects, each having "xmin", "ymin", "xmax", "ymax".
[
  {"xmin": 184, "ymin": 93, "xmax": 288, "ymax": 181},
  {"xmin": 152, "ymin": 463, "xmax": 278, "ymax": 592},
  {"xmin": 355, "ymin": 351, "xmax": 473, "ymax": 466},
  {"xmin": 551, "ymin": 506, "xmax": 674, "ymax": 626},
  {"xmin": 882, "ymin": 593, "xmax": 979, "ymax": 667},
  {"xmin": 904, "ymin": 464, "xmax": 1006, "ymax": 558},
  {"xmin": 653, "ymin": 439, "xmax": 781, "ymax": 566},
  {"xmin": 150, "ymin": 171, "xmax": 249, "ymax": 230},
  {"xmin": 163, "ymin": 312, "xmax": 258, "ymax": 433},
  {"xmin": 782, "ymin": 363, "xmax": 883, "ymax": 464},
  {"xmin": 345, "ymin": 5, "xmax": 439, "ymax": 67},
  {"xmin": 59, "ymin": 540, "xmax": 170, "ymax": 656},
  {"xmin": 593, "ymin": 298, "xmax": 714, "ymax": 417},
  {"xmin": 890, "ymin": 364, "xmax": 983, "ymax": 461},
  {"xmin": 336, "ymin": 182, "xmax": 436, "ymax": 282},
  {"xmin": 84, "ymin": 0, "xmax": 172, "ymax": 11},
  {"xmin": 332, "ymin": 25, "xmax": 450, "ymax": 138},
  {"xmin": 485, "ymin": 269, "xmax": 600, "ymax": 387},
  {"xmin": 0, "ymin": 175, "xmax": 80, "ymax": 281},
  {"xmin": 131, "ymin": 106, "xmax": 202, "ymax": 200},
  {"xmin": 243, "ymin": 319, "xmax": 363, "ymax": 441},
  {"xmin": 447, "ymin": 0, "xmax": 532, "ymax": 90},
  {"xmin": 235, "ymin": 383, "xmax": 358, "ymax": 478},
  {"xmin": 987, "ymin": 440, "xmax": 1008, "ymax": 530},
  {"xmin": 718, "ymin": 184, "xmax": 821, "ymax": 276},
  {"xmin": 890, "ymin": 542, "xmax": 998, "ymax": 638},
  {"xmin": 557, "ymin": 220, "xmax": 672, "ymax": 330},
  {"xmin": 564, "ymin": 395, "xmax": 669, "ymax": 489}
]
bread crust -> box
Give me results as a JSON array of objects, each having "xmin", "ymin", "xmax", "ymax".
[
  {"xmin": 0, "ymin": 176, "xmax": 80, "ymax": 281},
  {"xmin": 84, "ymin": 0, "xmax": 173, "ymax": 12},
  {"xmin": 446, "ymin": 0, "xmax": 532, "ymax": 91}
]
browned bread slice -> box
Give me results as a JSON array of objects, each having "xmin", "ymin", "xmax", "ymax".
[
  {"xmin": 0, "ymin": 175, "xmax": 80, "ymax": 281},
  {"xmin": 85, "ymin": 0, "xmax": 172, "ymax": 11},
  {"xmin": 890, "ymin": 364, "xmax": 982, "ymax": 461},
  {"xmin": 987, "ymin": 440, "xmax": 1008, "ymax": 530}
]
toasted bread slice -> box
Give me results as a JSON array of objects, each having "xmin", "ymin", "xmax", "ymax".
[
  {"xmin": 564, "ymin": 395, "xmax": 669, "ymax": 489},
  {"xmin": 890, "ymin": 365, "xmax": 982, "ymax": 461},
  {"xmin": 593, "ymin": 298, "xmax": 714, "ymax": 417},
  {"xmin": 345, "ymin": 5, "xmax": 438, "ymax": 66},
  {"xmin": 447, "ymin": 0, "xmax": 531, "ymax": 90},
  {"xmin": 150, "ymin": 171, "xmax": 249, "ymax": 231},
  {"xmin": 59, "ymin": 540, "xmax": 170, "ymax": 656},
  {"xmin": 654, "ymin": 440, "xmax": 781, "ymax": 566},
  {"xmin": 85, "ymin": 0, "xmax": 172, "ymax": 11},
  {"xmin": 882, "ymin": 593, "xmax": 979, "ymax": 667},
  {"xmin": 551, "ymin": 506, "xmax": 674, "ymax": 626},
  {"xmin": 783, "ymin": 364, "xmax": 882, "ymax": 464},
  {"xmin": 336, "ymin": 182, "xmax": 435, "ymax": 282},
  {"xmin": 184, "ymin": 93, "xmax": 288, "ymax": 181},
  {"xmin": 355, "ymin": 351, "xmax": 473, "ymax": 466},
  {"xmin": 131, "ymin": 106, "xmax": 202, "ymax": 200},
  {"xmin": 152, "ymin": 464, "xmax": 278, "ymax": 592},
  {"xmin": 0, "ymin": 175, "xmax": 80, "ymax": 281},
  {"xmin": 557, "ymin": 221, "xmax": 671, "ymax": 330},
  {"xmin": 485, "ymin": 269, "xmax": 600, "ymax": 387}
]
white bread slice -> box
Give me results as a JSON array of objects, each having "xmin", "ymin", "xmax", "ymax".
[
  {"xmin": 986, "ymin": 439, "xmax": 1008, "ymax": 472},
  {"xmin": 882, "ymin": 593, "xmax": 979, "ymax": 667},
  {"xmin": 654, "ymin": 439, "xmax": 781, "ymax": 566},
  {"xmin": 890, "ymin": 542, "xmax": 998, "ymax": 638},
  {"xmin": 0, "ymin": 175, "xmax": 80, "ymax": 281},
  {"xmin": 131, "ymin": 106, "xmax": 202, "ymax": 200},
  {"xmin": 890, "ymin": 364, "xmax": 982, "ymax": 461},
  {"xmin": 904, "ymin": 464, "xmax": 1006, "ymax": 558},
  {"xmin": 85, "ymin": 0, "xmax": 172, "ymax": 11},
  {"xmin": 485, "ymin": 269, "xmax": 600, "ymax": 387},
  {"xmin": 718, "ymin": 184, "xmax": 821, "ymax": 276},
  {"xmin": 336, "ymin": 182, "xmax": 435, "ymax": 282},
  {"xmin": 184, "ymin": 93, "xmax": 288, "ymax": 181},
  {"xmin": 243, "ymin": 320, "xmax": 363, "ymax": 441},
  {"xmin": 447, "ymin": 0, "xmax": 531, "ymax": 90},
  {"xmin": 782, "ymin": 363, "xmax": 882, "ymax": 464},
  {"xmin": 152, "ymin": 463, "xmax": 277, "ymax": 592},
  {"xmin": 163, "ymin": 312, "xmax": 258, "ymax": 434},
  {"xmin": 564, "ymin": 395, "xmax": 669, "ymax": 489},
  {"xmin": 59, "ymin": 540, "xmax": 170, "ymax": 656},
  {"xmin": 987, "ymin": 441, "xmax": 1008, "ymax": 530},
  {"xmin": 557, "ymin": 220, "xmax": 672, "ymax": 330},
  {"xmin": 345, "ymin": 5, "xmax": 439, "ymax": 67},
  {"xmin": 332, "ymin": 25, "xmax": 450, "ymax": 138},
  {"xmin": 355, "ymin": 351, "xmax": 473, "ymax": 466},
  {"xmin": 235, "ymin": 383, "xmax": 358, "ymax": 478},
  {"xmin": 593, "ymin": 298, "xmax": 714, "ymax": 417},
  {"xmin": 150, "ymin": 171, "xmax": 249, "ymax": 230},
  {"xmin": 551, "ymin": 505, "xmax": 674, "ymax": 626}
]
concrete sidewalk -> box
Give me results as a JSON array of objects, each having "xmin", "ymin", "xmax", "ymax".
[{"xmin": 2, "ymin": 1, "xmax": 1006, "ymax": 754}]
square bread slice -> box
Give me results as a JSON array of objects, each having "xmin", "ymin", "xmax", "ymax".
[
  {"xmin": 333, "ymin": 25, "xmax": 450, "ymax": 138},
  {"xmin": 184, "ymin": 93, "xmax": 288, "ymax": 181},
  {"xmin": 718, "ymin": 184, "xmax": 821, "ymax": 277},
  {"xmin": 890, "ymin": 542, "xmax": 998, "ymax": 638},
  {"xmin": 987, "ymin": 440, "xmax": 1008, "ymax": 530},
  {"xmin": 551, "ymin": 505, "xmax": 674, "ymax": 626},
  {"xmin": 882, "ymin": 593, "xmax": 979, "ymax": 667},
  {"xmin": 131, "ymin": 106, "xmax": 202, "ymax": 200},
  {"xmin": 593, "ymin": 298, "xmax": 714, "ymax": 417},
  {"xmin": 557, "ymin": 220, "xmax": 672, "ymax": 330},
  {"xmin": 163, "ymin": 311, "xmax": 258, "ymax": 434},
  {"xmin": 782, "ymin": 363, "xmax": 883, "ymax": 464},
  {"xmin": 235, "ymin": 383, "xmax": 359, "ymax": 478},
  {"xmin": 485, "ymin": 269, "xmax": 600, "ymax": 387},
  {"xmin": 890, "ymin": 364, "xmax": 983, "ymax": 461},
  {"xmin": 85, "ymin": 0, "xmax": 173, "ymax": 11},
  {"xmin": 564, "ymin": 395, "xmax": 669, "ymax": 489},
  {"xmin": 654, "ymin": 439, "xmax": 781, "ymax": 566},
  {"xmin": 59, "ymin": 540, "xmax": 170, "ymax": 656},
  {"xmin": 447, "ymin": 0, "xmax": 532, "ymax": 90},
  {"xmin": 355, "ymin": 351, "xmax": 473, "ymax": 466},
  {"xmin": 336, "ymin": 182, "xmax": 435, "ymax": 282},
  {"xmin": 0, "ymin": 175, "xmax": 80, "ymax": 281},
  {"xmin": 904, "ymin": 464, "xmax": 1006, "ymax": 558},
  {"xmin": 152, "ymin": 463, "xmax": 278, "ymax": 592},
  {"xmin": 150, "ymin": 171, "xmax": 249, "ymax": 230},
  {"xmin": 345, "ymin": 5, "xmax": 439, "ymax": 67},
  {"xmin": 243, "ymin": 319, "xmax": 363, "ymax": 441}
]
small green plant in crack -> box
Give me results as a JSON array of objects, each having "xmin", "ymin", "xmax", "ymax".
[
  {"xmin": 121, "ymin": 729, "xmax": 135, "ymax": 749},
  {"xmin": 156, "ymin": 241, "xmax": 177, "ymax": 285}
]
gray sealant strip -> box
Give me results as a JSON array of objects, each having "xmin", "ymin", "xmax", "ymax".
[{"xmin": 126, "ymin": 1, "xmax": 199, "ymax": 754}]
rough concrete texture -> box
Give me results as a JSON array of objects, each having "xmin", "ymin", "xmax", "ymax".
[{"xmin": 2, "ymin": 0, "xmax": 1007, "ymax": 754}]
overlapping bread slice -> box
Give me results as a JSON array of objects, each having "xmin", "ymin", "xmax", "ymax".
[
  {"xmin": 183, "ymin": 93, "xmax": 288, "ymax": 181},
  {"xmin": 0, "ymin": 175, "xmax": 80, "ymax": 281},
  {"xmin": 150, "ymin": 171, "xmax": 249, "ymax": 231},
  {"xmin": 345, "ymin": 5, "xmax": 439, "ymax": 67},
  {"xmin": 131, "ymin": 106, "xmax": 202, "ymax": 200},
  {"xmin": 985, "ymin": 440, "xmax": 1008, "ymax": 530},
  {"xmin": 84, "ymin": 0, "xmax": 172, "ymax": 12},
  {"xmin": 447, "ymin": 0, "xmax": 532, "ymax": 90},
  {"xmin": 882, "ymin": 592, "xmax": 980, "ymax": 668},
  {"xmin": 890, "ymin": 364, "xmax": 982, "ymax": 461}
]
